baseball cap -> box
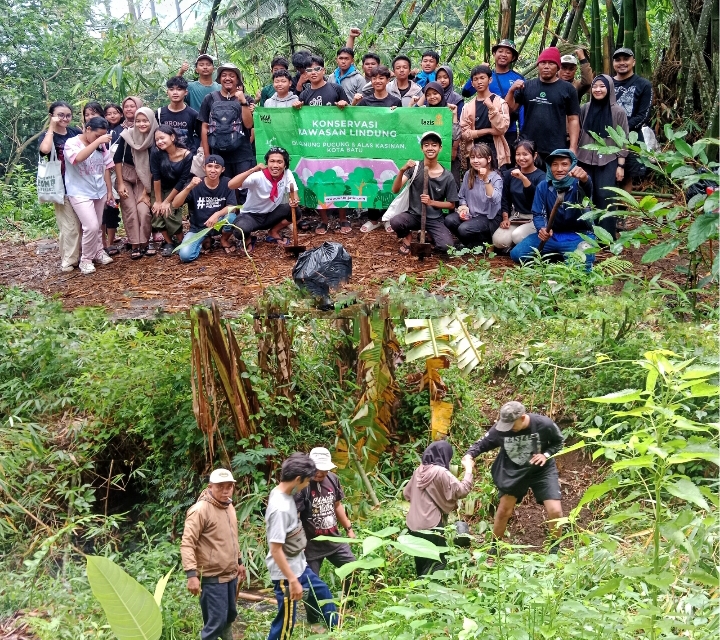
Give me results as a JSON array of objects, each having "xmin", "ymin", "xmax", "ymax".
[
  {"xmin": 495, "ymin": 401, "xmax": 526, "ymax": 432},
  {"xmin": 560, "ymin": 54, "xmax": 578, "ymax": 66},
  {"xmin": 205, "ymin": 154, "xmax": 225, "ymax": 167},
  {"xmin": 308, "ymin": 447, "xmax": 337, "ymax": 471},
  {"xmin": 613, "ymin": 47, "xmax": 635, "ymax": 58},
  {"xmin": 209, "ymin": 468, "xmax": 236, "ymax": 483},
  {"xmin": 420, "ymin": 131, "xmax": 442, "ymax": 145},
  {"xmin": 195, "ymin": 53, "xmax": 215, "ymax": 65}
]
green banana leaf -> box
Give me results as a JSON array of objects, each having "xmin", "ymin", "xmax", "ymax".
[{"xmin": 86, "ymin": 555, "xmax": 162, "ymax": 640}]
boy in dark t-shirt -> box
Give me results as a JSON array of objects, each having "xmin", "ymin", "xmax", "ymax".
[
  {"xmin": 157, "ymin": 76, "xmax": 201, "ymax": 152},
  {"xmin": 506, "ymin": 47, "xmax": 581, "ymax": 163},
  {"xmin": 293, "ymin": 446, "xmax": 356, "ymax": 619},
  {"xmin": 172, "ymin": 155, "xmax": 237, "ymax": 263},
  {"xmin": 354, "ymin": 65, "xmax": 402, "ymax": 108},
  {"xmin": 464, "ymin": 400, "xmax": 565, "ymax": 553},
  {"xmin": 390, "ymin": 132, "xmax": 458, "ymax": 254}
]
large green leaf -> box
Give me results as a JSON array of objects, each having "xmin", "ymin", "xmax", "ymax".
[
  {"xmin": 665, "ymin": 478, "xmax": 709, "ymax": 510},
  {"xmin": 585, "ymin": 389, "xmax": 643, "ymax": 404},
  {"xmin": 641, "ymin": 240, "xmax": 680, "ymax": 263},
  {"xmin": 153, "ymin": 568, "xmax": 173, "ymax": 608},
  {"xmin": 86, "ymin": 556, "xmax": 162, "ymax": 640},
  {"xmin": 335, "ymin": 556, "xmax": 385, "ymax": 580},
  {"xmin": 391, "ymin": 534, "xmax": 447, "ymax": 560},
  {"xmin": 687, "ymin": 213, "xmax": 719, "ymax": 252}
]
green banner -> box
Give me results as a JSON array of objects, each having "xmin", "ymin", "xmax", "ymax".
[{"xmin": 254, "ymin": 106, "xmax": 452, "ymax": 210}]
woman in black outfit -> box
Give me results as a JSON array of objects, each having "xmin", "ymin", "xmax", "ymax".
[
  {"xmin": 150, "ymin": 124, "xmax": 193, "ymax": 256},
  {"xmin": 492, "ymin": 139, "xmax": 545, "ymax": 252}
]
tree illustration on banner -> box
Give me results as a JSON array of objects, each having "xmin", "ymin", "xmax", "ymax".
[
  {"xmin": 306, "ymin": 170, "xmax": 346, "ymax": 209},
  {"xmin": 346, "ymin": 167, "xmax": 380, "ymax": 210},
  {"xmin": 372, "ymin": 178, "xmax": 397, "ymax": 210}
]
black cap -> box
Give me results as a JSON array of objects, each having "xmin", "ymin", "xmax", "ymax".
[
  {"xmin": 613, "ymin": 47, "xmax": 635, "ymax": 58},
  {"xmin": 205, "ymin": 154, "xmax": 225, "ymax": 167}
]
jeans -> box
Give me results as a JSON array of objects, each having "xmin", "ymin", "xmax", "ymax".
[
  {"xmin": 178, "ymin": 213, "xmax": 236, "ymax": 263},
  {"xmin": 199, "ymin": 578, "xmax": 237, "ymax": 640},
  {"xmin": 305, "ymin": 542, "xmax": 356, "ymax": 622},
  {"xmin": 268, "ymin": 566, "xmax": 337, "ymax": 640},
  {"xmin": 510, "ymin": 230, "xmax": 596, "ymax": 268}
]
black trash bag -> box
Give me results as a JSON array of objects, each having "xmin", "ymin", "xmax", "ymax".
[
  {"xmin": 685, "ymin": 167, "xmax": 719, "ymax": 200},
  {"xmin": 292, "ymin": 241, "xmax": 352, "ymax": 302}
]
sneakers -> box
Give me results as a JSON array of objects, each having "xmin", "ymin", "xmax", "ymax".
[
  {"xmin": 60, "ymin": 264, "xmax": 76, "ymax": 272},
  {"xmin": 94, "ymin": 251, "xmax": 114, "ymax": 265},
  {"xmin": 79, "ymin": 260, "xmax": 96, "ymax": 275}
]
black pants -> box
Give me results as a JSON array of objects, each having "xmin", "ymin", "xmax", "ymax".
[
  {"xmin": 408, "ymin": 530, "xmax": 447, "ymax": 577},
  {"xmin": 444, "ymin": 212, "xmax": 501, "ymax": 247},
  {"xmin": 102, "ymin": 202, "xmax": 120, "ymax": 229},
  {"xmin": 219, "ymin": 157, "xmax": 254, "ymax": 205},
  {"xmin": 390, "ymin": 212, "xmax": 455, "ymax": 252},
  {"xmin": 199, "ymin": 578, "xmax": 237, "ymax": 640},
  {"xmin": 367, "ymin": 208, "xmax": 382, "ymax": 222},
  {"xmin": 306, "ymin": 542, "xmax": 357, "ymax": 622},
  {"xmin": 579, "ymin": 160, "xmax": 619, "ymax": 238},
  {"xmin": 232, "ymin": 204, "xmax": 292, "ymax": 241}
]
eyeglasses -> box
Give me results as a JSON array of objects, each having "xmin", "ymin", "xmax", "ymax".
[
  {"xmin": 307, "ymin": 66, "xmax": 323, "ymax": 73},
  {"xmin": 56, "ymin": 114, "xmax": 72, "ymax": 120}
]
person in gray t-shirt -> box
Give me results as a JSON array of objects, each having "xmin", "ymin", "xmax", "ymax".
[{"xmin": 265, "ymin": 453, "xmax": 338, "ymax": 640}]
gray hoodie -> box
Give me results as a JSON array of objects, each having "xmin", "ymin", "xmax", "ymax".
[
  {"xmin": 388, "ymin": 79, "xmax": 423, "ymax": 106},
  {"xmin": 328, "ymin": 68, "xmax": 366, "ymax": 99},
  {"xmin": 403, "ymin": 464, "xmax": 473, "ymax": 531},
  {"xmin": 264, "ymin": 92, "xmax": 297, "ymax": 108}
]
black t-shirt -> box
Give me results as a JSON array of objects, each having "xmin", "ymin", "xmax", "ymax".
[
  {"xmin": 398, "ymin": 85, "xmax": 412, "ymax": 98},
  {"xmin": 404, "ymin": 164, "xmax": 459, "ymax": 220},
  {"xmin": 185, "ymin": 177, "xmax": 237, "ymax": 232},
  {"xmin": 613, "ymin": 74, "xmax": 653, "ymax": 138},
  {"xmin": 298, "ymin": 82, "xmax": 349, "ymax": 106},
  {"xmin": 357, "ymin": 94, "xmax": 403, "ymax": 108},
  {"xmin": 38, "ymin": 127, "xmax": 82, "ymax": 176},
  {"xmin": 465, "ymin": 413, "xmax": 565, "ymax": 491},
  {"xmin": 157, "ymin": 105, "xmax": 200, "ymax": 152},
  {"xmin": 500, "ymin": 167, "xmax": 545, "ymax": 216},
  {"xmin": 150, "ymin": 148, "xmax": 193, "ymax": 192},
  {"xmin": 113, "ymin": 137, "xmax": 144, "ymax": 166},
  {"xmin": 514, "ymin": 79, "xmax": 580, "ymax": 155},
  {"xmin": 197, "ymin": 93, "xmax": 254, "ymax": 162},
  {"xmin": 109, "ymin": 124, "xmax": 124, "ymax": 145},
  {"xmin": 473, "ymin": 97, "xmax": 494, "ymax": 145},
  {"xmin": 294, "ymin": 472, "xmax": 346, "ymax": 560}
]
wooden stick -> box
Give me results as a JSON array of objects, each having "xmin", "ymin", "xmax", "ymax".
[{"xmin": 289, "ymin": 184, "xmax": 299, "ymax": 247}]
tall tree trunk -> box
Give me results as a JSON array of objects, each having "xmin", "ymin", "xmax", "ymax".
[
  {"xmin": 447, "ymin": 0, "xmax": 490, "ymax": 61},
  {"xmin": 500, "ymin": 0, "xmax": 511, "ymax": 39},
  {"xmin": 368, "ymin": 0, "xmax": 404, "ymax": 48},
  {"xmin": 562, "ymin": 5, "xmax": 576, "ymax": 40},
  {"xmin": 634, "ymin": 0, "xmax": 651, "ymax": 77},
  {"xmin": 127, "ymin": 0, "xmax": 136, "ymax": 20},
  {"xmin": 540, "ymin": 0, "xmax": 554, "ymax": 52},
  {"xmin": 509, "ymin": 0, "xmax": 517, "ymax": 41},
  {"xmin": 616, "ymin": 0, "xmax": 624, "ymax": 47},
  {"xmin": 550, "ymin": 3, "xmax": 570, "ymax": 47},
  {"xmin": 174, "ymin": 0, "xmax": 183, "ymax": 32},
  {"xmin": 103, "ymin": 0, "xmax": 111, "ymax": 16},
  {"xmin": 567, "ymin": 0, "xmax": 588, "ymax": 43},
  {"xmin": 484, "ymin": 10, "xmax": 492, "ymax": 62},
  {"xmin": 517, "ymin": 0, "xmax": 547, "ymax": 58},
  {"xmin": 590, "ymin": 0, "xmax": 602, "ymax": 72},
  {"xmin": 149, "ymin": 0, "xmax": 156, "ymax": 19},
  {"xmin": 605, "ymin": 0, "xmax": 615, "ymax": 73},
  {"xmin": 683, "ymin": 0, "xmax": 713, "ymax": 118},
  {"xmin": 394, "ymin": 0, "xmax": 436, "ymax": 53},
  {"xmin": 623, "ymin": 0, "xmax": 636, "ymax": 53},
  {"xmin": 200, "ymin": 0, "xmax": 222, "ymax": 54}
]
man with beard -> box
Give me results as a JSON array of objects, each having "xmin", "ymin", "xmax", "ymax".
[{"xmin": 463, "ymin": 401, "xmax": 565, "ymax": 554}]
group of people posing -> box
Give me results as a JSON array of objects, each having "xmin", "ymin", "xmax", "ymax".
[
  {"xmin": 39, "ymin": 32, "xmax": 652, "ymax": 274},
  {"xmin": 181, "ymin": 401, "xmax": 566, "ymax": 640}
]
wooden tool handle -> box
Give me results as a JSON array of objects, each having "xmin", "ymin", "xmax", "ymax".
[
  {"xmin": 420, "ymin": 166, "xmax": 429, "ymax": 244},
  {"xmin": 289, "ymin": 184, "xmax": 298, "ymax": 247}
]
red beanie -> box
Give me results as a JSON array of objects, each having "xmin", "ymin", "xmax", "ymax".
[{"xmin": 537, "ymin": 47, "xmax": 561, "ymax": 66}]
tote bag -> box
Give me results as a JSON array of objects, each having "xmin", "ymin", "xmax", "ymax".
[
  {"xmin": 36, "ymin": 144, "xmax": 65, "ymax": 205},
  {"xmin": 381, "ymin": 161, "xmax": 419, "ymax": 222}
]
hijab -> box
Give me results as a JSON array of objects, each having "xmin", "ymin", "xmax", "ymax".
[
  {"xmin": 119, "ymin": 106, "xmax": 157, "ymax": 192},
  {"xmin": 583, "ymin": 75, "xmax": 614, "ymax": 138},
  {"xmin": 545, "ymin": 149, "xmax": 578, "ymax": 191},
  {"xmin": 423, "ymin": 81, "xmax": 447, "ymax": 108},
  {"xmin": 437, "ymin": 65, "xmax": 462, "ymax": 107},
  {"xmin": 421, "ymin": 440, "xmax": 453, "ymax": 470},
  {"xmin": 121, "ymin": 96, "xmax": 144, "ymax": 128}
]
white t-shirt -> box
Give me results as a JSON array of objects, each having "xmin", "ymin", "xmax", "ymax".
[
  {"xmin": 63, "ymin": 137, "xmax": 114, "ymax": 199},
  {"xmin": 265, "ymin": 487, "xmax": 307, "ymax": 581},
  {"xmin": 242, "ymin": 169, "xmax": 297, "ymax": 214}
]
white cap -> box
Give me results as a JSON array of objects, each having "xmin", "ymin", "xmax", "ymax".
[
  {"xmin": 209, "ymin": 468, "xmax": 236, "ymax": 484},
  {"xmin": 309, "ymin": 447, "xmax": 337, "ymax": 471},
  {"xmin": 560, "ymin": 54, "xmax": 578, "ymax": 66}
]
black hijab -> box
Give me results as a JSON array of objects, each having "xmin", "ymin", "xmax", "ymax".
[
  {"xmin": 423, "ymin": 81, "xmax": 448, "ymax": 108},
  {"xmin": 583, "ymin": 75, "xmax": 614, "ymax": 138},
  {"xmin": 422, "ymin": 440, "xmax": 453, "ymax": 470}
]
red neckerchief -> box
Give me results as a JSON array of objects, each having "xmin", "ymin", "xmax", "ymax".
[{"xmin": 262, "ymin": 168, "xmax": 282, "ymax": 202}]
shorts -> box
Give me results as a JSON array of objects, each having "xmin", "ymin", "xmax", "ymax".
[
  {"xmin": 623, "ymin": 151, "xmax": 646, "ymax": 179},
  {"xmin": 499, "ymin": 464, "xmax": 562, "ymax": 504}
]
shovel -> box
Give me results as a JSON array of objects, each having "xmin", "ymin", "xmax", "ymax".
[
  {"xmin": 409, "ymin": 166, "xmax": 432, "ymax": 261},
  {"xmin": 284, "ymin": 184, "xmax": 306, "ymax": 258}
]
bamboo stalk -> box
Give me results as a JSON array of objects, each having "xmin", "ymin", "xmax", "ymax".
[
  {"xmin": 394, "ymin": 0, "xmax": 436, "ymax": 54},
  {"xmin": 447, "ymin": 0, "xmax": 490, "ymax": 62}
]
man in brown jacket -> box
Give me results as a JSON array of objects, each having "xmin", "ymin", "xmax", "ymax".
[
  {"xmin": 181, "ymin": 468, "xmax": 247, "ymax": 640},
  {"xmin": 558, "ymin": 50, "xmax": 594, "ymax": 100}
]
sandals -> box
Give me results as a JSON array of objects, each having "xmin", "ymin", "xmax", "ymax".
[
  {"xmin": 299, "ymin": 219, "xmax": 312, "ymax": 232},
  {"xmin": 315, "ymin": 222, "xmax": 328, "ymax": 235},
  {"xmin": 222, "ymin": 245, "xmax": 236, "ymax": 254},
  {"xmin": 145, "ymin": 242, "xmax": 157, "ymax": 256},
  {"xmin": 265, "ymin": 235, "xmax": 290, "ymax": 245},
  {"xmin": 399, "ymin": 243, "xmax": 411, "ymax": 255},
  {"xmin": 384, "ymin": 221, "xmax": 394, "ymax": 233},
  {"xmin": 160, "ymin": 242, "xmax": 175, "ymax": 257},
  {"xmin": 131, "ymin": 248, "xmax": 143, "ymax": 260},
  {"xmin": 360, "ymin": 220, "xmax": 381, "ymax": 233},
  {"xmin": 241, "ymin": 237, "xmax": 257, "ymax": 255},
  {"xmin": 105, "ymin": 245, "xmax": 120, "ymax": 256},
  {"xmin": 339, "ymin": 220, "xmax": 352, "ymax": 234}
]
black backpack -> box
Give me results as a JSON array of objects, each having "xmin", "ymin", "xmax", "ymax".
[{"xmin": 207, "ymin": 92, "xmax": 244, "ymax": 152}]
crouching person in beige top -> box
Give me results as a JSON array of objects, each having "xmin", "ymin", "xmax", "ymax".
[
  {"xmin": 181, "ymin": 468, "xmax": 247, "ymax": 640},
  {"xmin": 404, "ymin": 441, "xmax": 474, "ymax": 576}
]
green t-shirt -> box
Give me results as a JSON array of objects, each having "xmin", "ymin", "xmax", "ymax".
[{"xmin": 187, "ymin": 80, "xmax": 221, "ymax": 112}]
